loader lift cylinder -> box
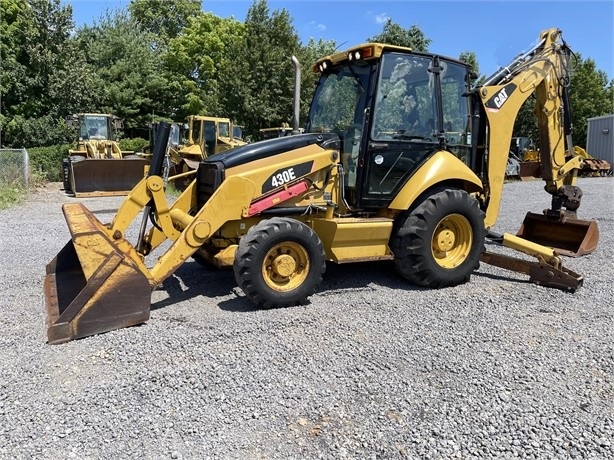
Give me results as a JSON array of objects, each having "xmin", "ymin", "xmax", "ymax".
[
  {"xmin": 149, "ymin": 121, "xmax": 171, "ymax": 177},
  {"xmin": 137, "ymin": 122, "xmax": 171, "ymax": 252}
]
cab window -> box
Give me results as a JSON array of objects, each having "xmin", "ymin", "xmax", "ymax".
[{"xmin": 371, "ymin": 54, "xmax": 436, "ymax": 141}]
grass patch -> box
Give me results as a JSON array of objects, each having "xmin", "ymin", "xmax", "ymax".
[
  {"xmin": 164, "ymin": 181, "xmax": 183, "ymax": 198},
  {"xmin": 0, "ymin": 184, "xmax": 27, "ymax": 210}
]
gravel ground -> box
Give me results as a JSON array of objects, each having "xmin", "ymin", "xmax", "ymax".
[{"xmin": 0, "ymin": 177, "xmax": 612, "ymax": 459}]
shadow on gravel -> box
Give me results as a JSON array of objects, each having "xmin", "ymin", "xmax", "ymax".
[
  {"xmin": 151, "ymin": 258, "xmax": 424, "ymax": 314},
  {"xmin": 151, "ymin": 261, "xmax": 239, "ymax": 311},
  {"xmin": 473, "ymin": 270, "xmax": 534, "ymax": 285}
]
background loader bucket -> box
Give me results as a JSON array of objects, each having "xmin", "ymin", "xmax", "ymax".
[
  {"xmin": 517, "ymin": 212, "xmax": 599, "ymax": 257},
  {"xmin": 69, "ymin": 158, "xmax": 148, "ymax": 197},
  {"xmin": 44, "ymin": 203, "xmax": 151, "ymax": 344}
]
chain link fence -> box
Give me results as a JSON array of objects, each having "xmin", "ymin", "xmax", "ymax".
[{"xmin": 0, "ymin": 149, "xmax": 30, "ymax": 188}]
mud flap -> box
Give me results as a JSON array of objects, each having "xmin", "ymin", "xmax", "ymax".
[
  {"xmin": 69, "ymin": 157, "xmax": 149, "ymax": 197},
  {"xmin": 517, "ymin": 212, "xmax": 599, "ymax": 257},
  {"xmin": 44, "ymin": 203, "xmax": 151, "ymax": 344}
]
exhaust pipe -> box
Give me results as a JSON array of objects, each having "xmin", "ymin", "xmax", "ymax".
[{"xmin": 292, "ymin": 55, "xmax": 301, "ymax": 135}]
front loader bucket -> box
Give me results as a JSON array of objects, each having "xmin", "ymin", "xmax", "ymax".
[
  {"xmin": 69, "ymin": 158, "xmax": 148, "ymax": 197},
  {"xmin": 44, "ymin": 203, "xmax": 151, "ymax": 344},
  {"xmin": 517, "ymin": 212, "xmax": 599, "ymax": 257}
]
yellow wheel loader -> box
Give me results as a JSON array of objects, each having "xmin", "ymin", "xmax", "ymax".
[
  {"xmin": 45, "ymin": 28, "xmax": 599, "ymax": 344},
  {"xmin": 511, "ymin": 137, "xmax": 611, "ymax": 179},
  {"xmin": 63, "ymin": 113, "xmax": 149, "ymax": 197},
  {"xmin": 259, "ymin": 123, "xmax": 295, "ymax": 140},
  {"xmin": 572, "ymin": 146, "xmax": 611, "ymax": 176},
  {"xmin": 170, "ymin": 115, "xmax": 247, "ymax": 189}
]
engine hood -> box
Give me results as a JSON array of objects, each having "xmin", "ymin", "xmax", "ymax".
[{"xmin": 203, "ymin": 132, "xmax": 340, "ymax": 169}]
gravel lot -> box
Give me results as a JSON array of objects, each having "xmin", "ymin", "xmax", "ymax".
[{"xmin": 0, "ymin": 177, "xmax": 612, "ymax": 459}]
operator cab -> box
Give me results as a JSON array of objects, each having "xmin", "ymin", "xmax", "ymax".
[
  {"xmin": 306, "ymin": 45, "xmax": 473, "ymax": 210},
  {"xmin": 76, "ymin": 114, "xmax": 114, "ymax": 141}
]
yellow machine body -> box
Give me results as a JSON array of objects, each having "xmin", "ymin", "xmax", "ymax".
[
  {"xmin": 45, "ymin": 29, "xmax": 597, "ymax": 344},
  {"xmin": 63, "ymin": 113, "xmax": 148, "ymax": 197}
]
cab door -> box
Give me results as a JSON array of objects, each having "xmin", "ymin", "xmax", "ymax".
[
  {"xmin": 357, "ymin": 53, "xmax": 439, "ymax": 209},
  {"xmin": 356, "ymin": 53, "xmax": 471, "ymax": 209}
]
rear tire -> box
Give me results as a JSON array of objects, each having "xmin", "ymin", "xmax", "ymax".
[
  {"xmin": 63, "ymin": 156, "xmax": 86, "ymax": 193},
  {"xmin": 62, "ymin": 158, "xmax": 71, "ymax": 191},
  {"xmin": 390, "ymin": 187, "xmax": 485, "ymax": 288},
  {"xmin": 234, "ymin": 217, "xmax": 326, "ymax": 308}
]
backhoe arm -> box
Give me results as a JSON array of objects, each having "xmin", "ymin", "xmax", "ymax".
[{"xmin": 476, "ymin": 28, "xmax": 580, "ymax": 227}]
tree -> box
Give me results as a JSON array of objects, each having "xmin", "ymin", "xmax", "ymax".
[
  {"xmin": 75, "ymin": 10, "xmax": 173, "ymax": 131},
  {"xmin": 220, "ymin": 0, "xmax": 302, "ymax": 137},
  {"xmin": 367, "ymin": 20, "xmax": 431, "ymax": 51},
  {"xmin": 512, "ymin": 54, "xmax": 614, "ymax": 150},
  {"xmin": 128, "ymin": 0, "xmax": 202, "ymax": 43},
  {"xmin": 163, "ymin": 12, "xmax": 245, "ymax": 119},
  {"xmin": 1, "ymin": 0, "xmax": 85, "ymax": 146},
  {"xmin": 458, "ymin": 51, "xmax": 484, "ymax": 86},
  {"xmin": 294, "ymin": 37, "xmax": 337, "ymax": 127},
  {"xmin": 0, "ymin": 0, "xmax": 29, "ymax": 145},
  {"xmin": 567, "ymin": 54, "xmax": 614, "ymax": 148}
]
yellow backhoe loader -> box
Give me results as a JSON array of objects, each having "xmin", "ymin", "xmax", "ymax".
[
  {"xmin": 45, "ymin": 28, "xmax": 600, "ymax": 344},
  {"xmin": 62, "ymin": 113, "xmax": 149, "ymax": 197}
]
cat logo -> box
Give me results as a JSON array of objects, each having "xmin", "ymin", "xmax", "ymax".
[
  {"xmin": 485, "ymin": 83, "xmax": 517, "ymax": 112},
  {"xmin": 494, "ymin": 88, "xmax": 508, "ymax": 108}
]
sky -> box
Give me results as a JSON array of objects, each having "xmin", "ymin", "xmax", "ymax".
[{"xmin": 65, "ymin": 0, "xmax": 614, "ymax": 80}]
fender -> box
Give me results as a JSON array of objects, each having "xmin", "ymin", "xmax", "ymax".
[{"xmin": 388, "ymin": 150, "xmax": 483, "ymax": 211}]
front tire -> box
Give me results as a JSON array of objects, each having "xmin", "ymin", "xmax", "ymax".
[
  {"xmin": 390, "ymin": 187, "xmax": 485, "ymax": 288},
  {"xmin": 234, "ymin": 217, "xmax": 326, "ymax": 308}
]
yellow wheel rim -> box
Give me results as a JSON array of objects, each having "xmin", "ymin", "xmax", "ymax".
[
  {"xmin": 262, "ymin": 242, "xmax": 310, "ymax": 292},
  {"xmin": 431, "ymin": 213, "xmax": 473, "ymax": 268}
]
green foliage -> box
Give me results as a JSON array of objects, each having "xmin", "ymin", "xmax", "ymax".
[
  {"xmin": 3, "ymin": 115, "xmax": 73, "ymax": 148},
  {"xmin": 119, "ymin": 137, "xmax": 149, "ymax": 152},
  {"xmin": 1, "ymin": 0, "xmax": 611, "ymax": 166},
  {"xmin": 2, "ymin": 0, "xmax": 73, "ymax": 119},
  {"xmin": 220, "ymin": 0, "xmax": 302, "ymax": 137},
  {"xmin": 367, "ymin": 20, "xmax": 431, "ymax": 51},
  {"xmin": 568, "ymin": 54, "xmax": 614, "ymax": 148},
  {"xmin": 512, "ymin": 54, "xmax": 614, "ymax": 149},
  {"xmin": 0, "ymin": 183, "xmax": 26, "ymax": 210},
  {"xmin": 164, "ymin": 12, "xmax": 245, "ymax": 118},
  {"xmin": 129, "ymin": 0, "xmax": 202, "ymax": 41},
  {"xmin": 27, "ymin": 144, "xmax": 70, "ymax": 181},
  {"xmin": 75, "ymin": 10, "xmax": 171, "ymax": 129},
  {"xmin": 0, "ymin": 0, "xmax": 81, "ymax": 147}
]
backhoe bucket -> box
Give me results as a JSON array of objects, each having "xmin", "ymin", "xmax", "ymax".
[
  {"xmin": 517, "ymin": 212, "xmax": 599, "ymax": 257},
  {"xmin": 69, "ymin": 158, "xmax": 149, "ymax": 197},
  {"xmin": 43, "ymin": 203, "xmax": 151, "ymax": 344}
]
